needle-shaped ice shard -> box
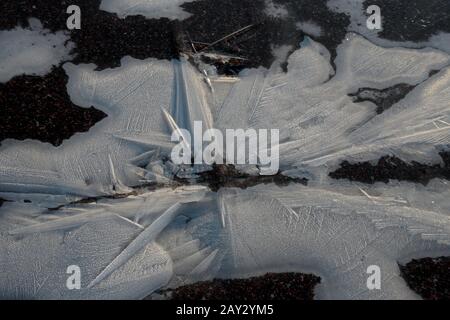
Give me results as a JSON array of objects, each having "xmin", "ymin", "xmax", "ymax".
[
  {"xmin": 113, "ymin": 130, "xmax": 175, "ymax": 152},
  {"xmin": 88, "ymin": 202, "xmax": 183, "ymax": 288},
  {"xmin": 172, "ymin": 57, "xmax": 213, "ymax": 133},
  {"xmin": 161, "ymin": 107, "xmax": 191, "ymax": 151},
  {"xmin": 8, "ymin": 209, "xmax": 110, "ymax": 235},
  {"xmin": 108, "ymin": 154, "xmax": 133, "ymax": 194}
]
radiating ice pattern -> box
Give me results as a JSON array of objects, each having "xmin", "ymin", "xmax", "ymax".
[{"xmin": 1, "ymin": 28, "xmax": 450, "ymax": 299}]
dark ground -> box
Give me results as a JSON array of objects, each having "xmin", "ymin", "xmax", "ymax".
[
  {"xmin": 400, "ymin": 256, "xmax": 450, "ymax": 300},
  {"xmin": 154, "ymin": 272, "xmax": 321, "ymax": 300},
  {"xmin": 0, "ymin": 67, "xmax": 107, "ymax": 146},
  {"xmin": 0, "ymin": 0, "xmax": 350, "ymax": 145},
  {"xmin": 364, "ymin": 0, "xmax": 450, "ymax": 42},
  {"xmin": 0, "ymin": 0, "xmax": 179, "ymax": 70},
  {"xmin": 349, "ymin": 84, "xmax": 416, "ymax": 115},
  {"xmin": 273, "ymin": 0, "xmax": 350, "ymax": 69},
  {"xmin": 0, "ymin": 0, "xmax": 350, "ymax": 71},
  {"xmin": 330, "ymin": 152, "xmax": 450, "ymax": 185}
]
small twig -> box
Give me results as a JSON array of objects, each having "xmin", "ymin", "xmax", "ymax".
[
  {"xmin": 199, "ymin": 24, "xmax": 255, "ymax": 52},
  {"xmin": 185, "ymin": 31, "xmax": 198, "ymax": 54},
  {"xmin": 192, "ymin": 41, "xmax": 211, "ymax": 46}
]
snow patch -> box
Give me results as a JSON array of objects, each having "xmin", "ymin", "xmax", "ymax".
[
  {"xmin": 100, "ymin": 0, "xmax": 197, "ymax": 20},
  {"xmin": 296, "ymin": 21, "xmax": 323, "ymax": 37},
  {"xmin": 264, "ymin": 0, "xmax": 289, "ymax": 19},
  {"xmin": 0, "ymin": 19, "xmax": 74, "ymax": 83}
]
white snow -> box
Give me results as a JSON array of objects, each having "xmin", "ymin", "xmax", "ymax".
[
  {"xmin": 0, "ymin": 19, "xmax": 74, "ymax": 83},
  {"xmin": 100, "ymin": 0, "xmax": 197, "ymax": 20},
  {"xmin": 264, "ymin": 0, "xmax": 289, "ymax": 19},
  {"xmin": 296, "ymin": 21, "xmax": 323, "ymax": 37}
]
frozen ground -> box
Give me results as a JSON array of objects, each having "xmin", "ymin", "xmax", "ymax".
[{"xmin": 1, "ymin": 1, "xmax": 450, "ymax": 300}]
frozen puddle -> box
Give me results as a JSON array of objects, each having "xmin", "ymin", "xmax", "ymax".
[{"xmin": 1, "ymin": 32, "xmax": 450, "ymax": 299}]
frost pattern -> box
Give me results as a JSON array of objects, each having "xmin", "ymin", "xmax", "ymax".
[{"xmin": 1, "ymin": 33, "xmax": 450, "ymax": 299}]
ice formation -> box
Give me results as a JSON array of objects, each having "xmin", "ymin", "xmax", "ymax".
[
  {"xmin": 100, "ymin": 0, "xmax": 197, "ymax": 20},
  {"xmin": 0, "ymin": 19, "xmax": 73, "ymax": 83},
  {"xmin": 1, "ymin": 29, "xmax": 450, "ymax": 299}
]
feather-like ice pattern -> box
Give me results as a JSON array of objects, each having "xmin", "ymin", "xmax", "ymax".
[
  {"xmin": 0, "ymin": 57, "xmax": 177, "ymax": 198},
  {"xmin": 189, "ymin": 249, "xmax": 220, "ymax": 278},
  {"xmin": 8, "ymin": 186, "xmax": 207, "ymax": 236},
  {"xmin": 2, "ymin": 181, "xmax": 450, "ymax": 299},
  {"xmin": 4, "ymin": 28, "xmax": 450, "ymax": 300},
  {"xmin": 212, "ymin": 187, "xmax": 450, "ymax": 299},
  {"xmin": 0, "ymin": 53, "xmax": 217, "ymax": 199},
  {"xmin": 8, "ymin": 210, "xmax": 111, "ymax": 236},
  {"xmin": 0, "ymin": 212, "xmax": 173, "ymax": 299},
  {"xmin": 217, "ymin": 34, "xmax": 450, "ymax": 171},
  {"xmin": 88, "ymin": 202, "xmax": 185, "ymax": 288}
]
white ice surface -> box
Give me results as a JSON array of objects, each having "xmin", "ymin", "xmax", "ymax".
[
  {"xmin": 2, "ymin": 28, "xmax": 450, "ymax": 299},
  {"xmin": 0, "ymin": 19, "xmax": 73, "ymax": 83},
  {"xmin": 217, "ymin": 34, "xmax": 450, "ymax": 173},
  {"xmin": 2, "ymin": 184, "xmax": 450, "ymax": 299},
  {"xmin": 0, "ymin": 207, "xmax": 173, "ymax": 299},
  {"xmin": 100, "ymin": 0, "xmax": 197, "ymax": 20},
  {"xmin": 0, "ymin": 54, "xmax": 215, "ymax": 200},
  {"xmin": 0, "ymin": 186, "xmax": 208, "ymax": 299}
]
